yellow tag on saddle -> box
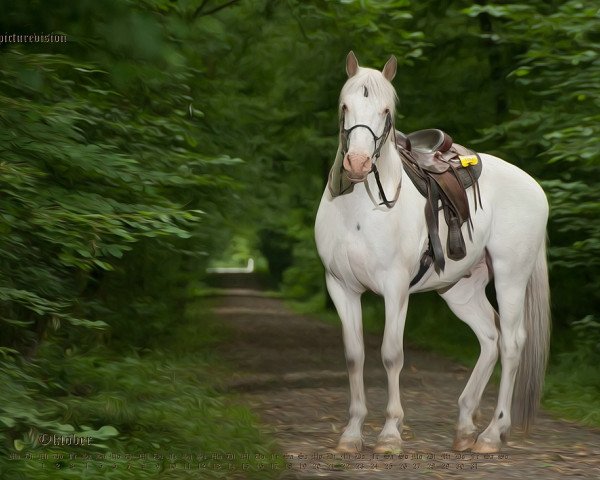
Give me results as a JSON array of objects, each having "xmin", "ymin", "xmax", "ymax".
[{"xmin": 459, "ymin": 155, "xmax": 479, "ymax": 167}]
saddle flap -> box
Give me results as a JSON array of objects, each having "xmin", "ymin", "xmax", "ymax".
[{"xmin": 429, "ymin": 170, "xmax": 470, "ymax": 222}]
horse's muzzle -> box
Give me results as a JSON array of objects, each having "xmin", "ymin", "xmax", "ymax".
[{"xmin": 343, "ymin": 152, "xmax": 372, "ymax": 182}]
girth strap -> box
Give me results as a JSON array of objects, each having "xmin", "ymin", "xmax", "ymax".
[{"xmin": 410, "ymin": 247, "xmax": 433, "ymax": 287}]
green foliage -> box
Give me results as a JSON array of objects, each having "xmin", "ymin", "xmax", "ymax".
[
  {"xmin": 0, "ymin": 0, "xmax": 266, "ymax": 474},
  {"xmin": 544, "ymin": 315, "xmax": 600, "ymax": 426},
  {"xmin": 463, "ymin": 0, "xmax": 600, "ymax": 327},
  {"xmin": 1, "ymin": 300, "xmax": 280, "ymax": 479},
  {"xmin": 0, "ymin": 6, "xmax": 236, "ymax": 345}
]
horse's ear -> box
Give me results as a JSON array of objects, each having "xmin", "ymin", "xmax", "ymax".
[
  {"xmin": 346, "ymin": 51, "xmax": 359, "ymax": 78},
  {"xmin": 382, "ymin": 55, "xmax": 397, "ymax": 81}
]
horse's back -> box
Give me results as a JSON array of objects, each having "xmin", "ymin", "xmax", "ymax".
[{"xmin": 477, "ymin": 153, "xmax": 548, "ymax": 215}]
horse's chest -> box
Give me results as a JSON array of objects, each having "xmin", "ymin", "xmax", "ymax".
[{"xmin": 320, "ymin": 211, "xmax": 396, "ymax": 291}]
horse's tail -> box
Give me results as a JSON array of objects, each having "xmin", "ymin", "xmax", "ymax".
[{"xmin": 512, "ymin": 239, "xmax": 551, "ymax": 433}]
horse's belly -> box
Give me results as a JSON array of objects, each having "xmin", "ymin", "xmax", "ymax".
[
  {"xmin": 410, "ymin": 198, "xmax": 493, "ymax": 292},
  {"xmin": 410, "ymin": 249, "xmax": 486, "ymax": 292}
]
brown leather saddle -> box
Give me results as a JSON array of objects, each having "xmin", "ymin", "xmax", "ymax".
[{"xmin": 394, "ymin": 129, "xmax": 483, "ymax": 286}]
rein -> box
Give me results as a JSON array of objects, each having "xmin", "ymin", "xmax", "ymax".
[
  {"xmin": 364, "ymin": 164, "xmax": 401, "ymax": 209},
  {"xmin": 339, "ymin": 110, "xmax": 401, "ymax": 209}
]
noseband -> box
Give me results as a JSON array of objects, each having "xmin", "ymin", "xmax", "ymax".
[
  {"xmin": 339, "ymin": 109, "xmax": 399, "ymax": 208},
  {"xmin": 339, "ymin": 110, "xmax": 393, "ymax": 162}
]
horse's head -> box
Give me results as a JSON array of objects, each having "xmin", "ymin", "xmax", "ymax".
[{"xmin": 339, "ymin": 51, "xmax": 397, "ymax": 182}]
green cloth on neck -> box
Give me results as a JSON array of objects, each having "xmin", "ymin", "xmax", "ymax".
[{"xmin": 327, "ymin": 146, "xmax": 355, "ymax": 197}]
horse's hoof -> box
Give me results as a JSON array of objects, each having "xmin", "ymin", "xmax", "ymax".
[
  {"xmin": 373, "ymin": 436, "xmax": 403, "ymax": 454},
  {"xmin": 452, "ymin": 432, "xmax": 477, "ymax": 452},
  {"xmin": 471, "ymin": 436, "xmax": 501, "ymax": 454},
  {"xmin": 337, "ymin": 437, "xmax": 363, "ymax": 453}
]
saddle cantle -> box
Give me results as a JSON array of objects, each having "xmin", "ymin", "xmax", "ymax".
[
  {"xmin": 394, "ymin": 129, "xmax": 483, "ymax": 285},
  {"xmin": 405, "ymin": 129, "xmax": 454, "ymax": 172}
]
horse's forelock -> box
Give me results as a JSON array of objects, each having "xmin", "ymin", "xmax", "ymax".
[{"xmin": 340, "ymin": 69, "xmax": 398, "ymax": 112}]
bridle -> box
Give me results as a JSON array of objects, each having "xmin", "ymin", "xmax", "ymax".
[
  {"xmin": 339, "ymin": 108, "xmax": 401, "ymax": 208},
  {"xmin": 339, "ymin": 110, "xmax": 393, "ymax": 162}
]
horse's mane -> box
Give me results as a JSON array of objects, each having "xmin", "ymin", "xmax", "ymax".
[{"xmin": 339, "ymin": 68, "xmax": 398, "ymax": 113}]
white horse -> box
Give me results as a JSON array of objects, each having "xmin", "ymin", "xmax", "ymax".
[{"xmin": 315, "ymin": 52, "xmax": 550, "ymax": 454}]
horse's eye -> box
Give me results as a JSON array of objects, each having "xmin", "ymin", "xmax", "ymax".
[
  {"xmin": 342, "ymin": 104, "xmax": 347, "ymax": 111},
  {"xmin": 384, "ymin": 108, "xmax": 390, "ymax": 114}
]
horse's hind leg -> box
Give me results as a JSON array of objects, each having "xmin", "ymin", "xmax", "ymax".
[
  {"xmin": 469, "ymin": 179, "xmax": 549, "ymax": 453},
  {"xmin": 439, "ymin": 256, "xmax": 499, "ymax": 451},
  {"xmin": 470, "ymin": 252, "xmax": 533, "ymax": 453},
  {"xmin": 325, "ymin": 273, "xmax": 367, "ymax": 452}
]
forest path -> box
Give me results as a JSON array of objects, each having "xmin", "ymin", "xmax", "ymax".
[{"xmin": 211, "ymin": 274, "xmax": 600, "ymax": 479}]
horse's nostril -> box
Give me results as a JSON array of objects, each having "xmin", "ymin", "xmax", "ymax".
[{"xmin": 343, "ymin": 154, "xmax": 352, "ymax": 171}]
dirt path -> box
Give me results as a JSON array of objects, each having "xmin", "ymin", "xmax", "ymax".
[{"xmin": 211, "ymin": 275, "xmax": 600, "ymax": 479}]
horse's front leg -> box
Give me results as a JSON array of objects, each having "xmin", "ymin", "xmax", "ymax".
[
  {"xmin": 326, "ymin": 273, "xmax": 366, "ymax": 452},
  {"xmin": 374, "ymin": 282, "xmax": 409, "ymax": 454}
]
